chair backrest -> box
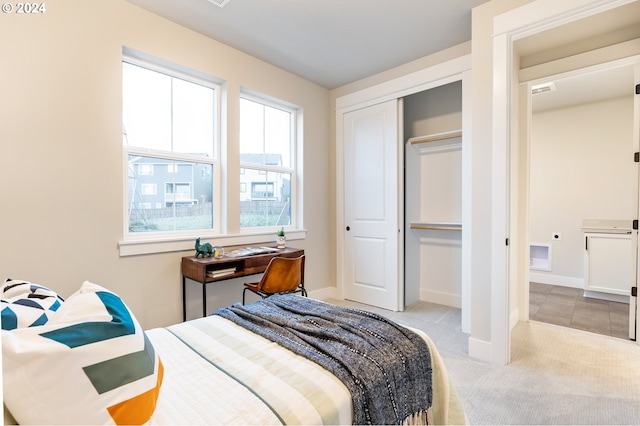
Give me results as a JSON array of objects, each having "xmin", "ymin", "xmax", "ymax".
[{"xmin": 258, "ymin": 255, "xmax": 305, "ymax": 294}]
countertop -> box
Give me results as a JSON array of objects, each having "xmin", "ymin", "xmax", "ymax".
[{"xmin": 581, "ymin": 219, "xmax": 632, "ymax": 234}]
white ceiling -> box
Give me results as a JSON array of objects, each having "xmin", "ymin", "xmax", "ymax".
[
  {"xmin": 532, "ymin": 65, "xmax": 636, "ymax": 112},
  {"xmin": 517, "ymin": 1, "xmax": 640, "ymax": 112},
  {"xmin": 125, "ymin": 0, "xmax": 490, "ymax": 89}
]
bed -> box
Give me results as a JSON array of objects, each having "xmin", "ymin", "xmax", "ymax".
[{"xmin": 2, "ymin": 280, "xmax": 466, "ymax": 425}]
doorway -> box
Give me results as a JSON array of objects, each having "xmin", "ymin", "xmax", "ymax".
[
  {"xmin": 490, "ymin": 0, "xmax": 640, "ymax": 366},
  {"xmin": 525, "ymin": 63, "xmax": 638, "ymax": 340}
]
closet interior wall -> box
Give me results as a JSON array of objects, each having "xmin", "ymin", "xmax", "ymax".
[{"xmin": 404, "ymin": 81, "xmax": 464, "ymax": 308}]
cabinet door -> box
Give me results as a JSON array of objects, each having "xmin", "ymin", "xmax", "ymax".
[{"xmin": 584, "ymin": 233, "xmax": 632, "ymax": 296}]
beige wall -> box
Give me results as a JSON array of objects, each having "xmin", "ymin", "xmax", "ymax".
[
  {"xmin": 530, "ymin": 96, "xmax": 635, "ymax": 281},
  {"xmin": 0, "ymin": 0, "xmax": 331, "ymax": 328},
  {"xmin": 470, "ymin": 0, "xmax": 535, "ymax": 347}
]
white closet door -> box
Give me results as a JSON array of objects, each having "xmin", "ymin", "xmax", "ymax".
[{"xmin": 343, "ymin": 99, "xmax": 401, "ymax": 311}]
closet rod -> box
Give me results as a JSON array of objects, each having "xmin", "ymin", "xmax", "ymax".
[
  {"xmin": 410, "ymin": 224, "xmax": 462, "ymax": 231},
  {"xmin": 410, "ymin": 130, "xmax": 462, "ymax": 145}
]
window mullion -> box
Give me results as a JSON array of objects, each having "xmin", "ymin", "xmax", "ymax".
[
  {"xmin": 170, "ymin": 77, "xmax": 175, "ymax": 154},
  {"xmin": 262, "ymin": 105, "xmax": 266, "ymax": 164}
]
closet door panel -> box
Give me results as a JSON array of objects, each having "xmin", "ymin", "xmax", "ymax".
[{"xmin": 343, "ymin": 99, "xmax": 401, "ymax": 311}]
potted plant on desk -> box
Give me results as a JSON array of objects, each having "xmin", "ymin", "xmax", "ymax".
[{"xmin": 276, "ymin": 227, "xmax": 286, "ymax": 249}]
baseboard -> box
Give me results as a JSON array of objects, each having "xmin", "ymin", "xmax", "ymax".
[
  {"xmin": 509, "ymin": 307, "xmax": 520, "ymax": 330},
  {"xmin": 468, "ymin": 336, "xmax": 492, "ymax": 362},
  {"xmin": 420, "ymin": 289, "xmax": 461, "ymax": 308},
  {"xmin": 308, "ymin": 286, "xmax": 338, "ymax": 301},
  {"xmin": 529, "ymin": 273, "xmax": 583, "ymax": 289},
  {"xmin": 529, "ymin": 274, "xmax": 630, "ymax": 303}
]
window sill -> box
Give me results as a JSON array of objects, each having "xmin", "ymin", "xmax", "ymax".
[{"xmin": 118, "ymin": 230, "xmax": 307, "ymax": 257}]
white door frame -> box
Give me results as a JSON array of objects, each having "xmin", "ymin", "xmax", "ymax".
[
  {"xmin": 335, "ymin": 56, "xmax": 472, "ymax": 327},
  {"xmin": 524, "ymin": 59, "xmax": 640, "ymax": 336},
  {"xmin": 633, "ymin": 62, "xmax": 640, "ymax": 340},
  {"xmin": 492, "ymin": 0, "xmax": 640, "ymax": 365}
]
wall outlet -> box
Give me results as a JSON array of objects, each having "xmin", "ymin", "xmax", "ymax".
[{"xmin": 552, "ymin": 232, "xmax": 561, "ymax": 240}]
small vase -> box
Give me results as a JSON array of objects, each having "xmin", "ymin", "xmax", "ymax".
[{"xmin": 277, "ymin": 236, "xmax": 286, "ymax": 249}]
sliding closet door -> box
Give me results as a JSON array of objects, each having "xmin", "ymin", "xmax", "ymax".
[{"xmin": 343, "ymin": 99, "xmax": 401, "ymax": 311}]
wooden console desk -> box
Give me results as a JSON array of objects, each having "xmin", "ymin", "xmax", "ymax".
[{"xmin": 181, "ymin": 246, "xmax": 304, "ymax": 321}]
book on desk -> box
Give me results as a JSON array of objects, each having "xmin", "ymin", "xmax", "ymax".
[
  {"xmin": 225, "ymin": 246, "xmax": 279, "ymax": 258},
  {"xmin": 206, "ymin": 267, "xmax": 237, "ymax": 278}
]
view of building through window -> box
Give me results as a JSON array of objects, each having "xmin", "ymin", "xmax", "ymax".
[
  {"xmin": 239, "ymin": 97, "xmax": 295, "ymax": 229},
  {"xmin": 122, "ymin": 61, "xmax": 216, "ymax": 234}
]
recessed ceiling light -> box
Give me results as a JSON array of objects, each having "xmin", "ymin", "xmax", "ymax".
[
  {"xmin": 531, "ymin": 82, "xmax": 556, "ymax": 95},
  {"xmin": 207, "ymin": 0, "xmax": 231, "ymax": 8}
]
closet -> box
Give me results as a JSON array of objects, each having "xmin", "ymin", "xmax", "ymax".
[
  {"xmin": 335, "ymin": 55, "xmax": 470, "ymax": 332},
  {"xmin": 403, "ymin": 82, "xmax": 463, "ymax": 308}
]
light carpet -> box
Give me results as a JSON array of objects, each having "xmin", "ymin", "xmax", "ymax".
[{"xmin": 326, "ymin": 298, "xmax": 640, "ymax": 425}]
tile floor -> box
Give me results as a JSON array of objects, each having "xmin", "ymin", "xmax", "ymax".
[{"xmin": 529, "ymin": 282, "xmax": 630, "ymax": 339}]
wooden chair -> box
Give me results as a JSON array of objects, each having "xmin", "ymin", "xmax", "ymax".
[{"xmin": 242, "ymin": 255, "xmax": 306, "ymax": 304}]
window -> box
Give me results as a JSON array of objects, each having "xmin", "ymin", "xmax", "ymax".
[
  {"xmin": 140, "ymin": 183, "xmax": 157, "ymax": 195},
  {"xmin": 239, "ymin": 96, "xmax": 297, "ymax": 230},
  {"xmin": 122, "ymin": 59, "xmax": 218, "ymax": 235},
  {"xmin": 138, "ymin": 164, "xmax": 153, "ymax": 176},
  {"xmin": 119, "ymin": 51, "xmax": 302, "ymax": 256},
  {"xmin": 251, "ymin": 182, "xmax": 275, "ymax": 199}
]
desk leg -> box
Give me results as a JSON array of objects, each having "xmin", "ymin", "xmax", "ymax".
[
  {"xmin": 182, "ymin": 276, "xmax": 186, "ymax": 322},
  {"xmin": 202, "ymin": 282, "xmax": 207, "ymax": 317}
]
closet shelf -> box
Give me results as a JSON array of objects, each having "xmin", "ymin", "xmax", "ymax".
[
  {"xmin": 408, "ymin": 130, "xmax": 462, "ymax": 145},
  {"xmin": 410, "ymin": 221, "xmax": 462, "ymax": 231}
]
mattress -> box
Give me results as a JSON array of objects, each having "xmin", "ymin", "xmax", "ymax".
[{"xmin": 147, "ymin": 314, "xmax": 466, "ymax": 425}]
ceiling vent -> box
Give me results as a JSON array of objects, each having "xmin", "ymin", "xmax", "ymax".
[
  {"xmin": 207, "ymin": 0, "xmax": 231, "ymax": 8},
  {"xmin": 531, "ymin": 82, "xmax": 556, "ymax": 95}
]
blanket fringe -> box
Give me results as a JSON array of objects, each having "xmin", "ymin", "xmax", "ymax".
[{"xmin": 402, "ymin": 407, "xmax": 433, "ymax": 425}]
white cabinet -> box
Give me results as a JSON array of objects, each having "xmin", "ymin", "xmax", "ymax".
[{"xmin": 584, "ymin": 232, "xmax": 632, "ymax": 296}]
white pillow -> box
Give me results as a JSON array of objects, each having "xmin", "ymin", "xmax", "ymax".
[
  {"xmin": 2, "ymin": 281, "xmax": 164, "ymax": 425},
  {"xmin": 1, "ymin": 279, "xmax": 64, "ymax": 330}
]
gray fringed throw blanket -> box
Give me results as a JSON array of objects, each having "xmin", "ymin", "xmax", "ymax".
[{"xmin": 215, "ymin": 295, "xmax": 433, "ymax": 425}]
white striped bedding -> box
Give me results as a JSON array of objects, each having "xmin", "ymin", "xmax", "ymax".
[{"xmin": 147, "ymin": 314, "xmax": 466, "ymax": 425}]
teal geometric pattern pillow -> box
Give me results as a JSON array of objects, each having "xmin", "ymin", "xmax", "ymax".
[
  {"xmin": 1, "ymin": 278, "xmax": 64, "ymax": 330},
  {"xmin": 2, "ymin": 281, "xmax": 164, "ymax": 425}
]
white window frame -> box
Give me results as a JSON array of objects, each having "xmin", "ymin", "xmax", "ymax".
[
  {"xmin": 239, "ymin": 91, "xmax": 299, "ymax": 235},
  {"xmin": 120, "ymin": 51, "xmax": 221, "ymax": 252},
  {"xmin": 117, "ymin": 49, "xmax": 305, "ymax": 257}
]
